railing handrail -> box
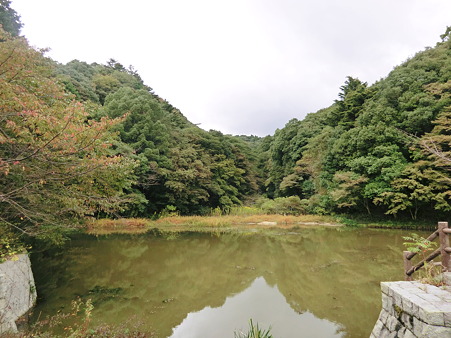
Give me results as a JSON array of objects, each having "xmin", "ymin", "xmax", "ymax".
[{"xmin": 403, "ymin": 221, "xmax": 450, "ymax": 281}]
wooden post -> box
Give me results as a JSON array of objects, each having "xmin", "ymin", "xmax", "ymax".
[
  {"xmin": 438, "ymin": 222, "xmax": 450, "ymax": 272},
  {"xmin": 403, "ymin": 251, "xmax": 413, "ymax": 281}
]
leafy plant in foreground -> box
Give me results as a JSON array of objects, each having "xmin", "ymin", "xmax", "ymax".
[
  {"xmin": 8, "ymin": 298, "xmax": 153, "ymax": 337},
  {"xmin": 234, "ymin": 319, "xmax": 273, "ymax": 338},
  {"xmin": 403, "ymin": 233, "xmax": 443, "ymax": 285},
  {"xmin": 0, "ymin": 228, "xmax": 29, "ymax": 262}
]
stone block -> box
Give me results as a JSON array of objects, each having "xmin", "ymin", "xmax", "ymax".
[
  {"xmin": 411, "ymin": 295, "xmax": 439, "ymax": 314},
  {"xmin": 417, "ymin": 292, "xmax": 443, "ymax": 304},
  {"xmin": 443, "ymin": 272, "xmax": 451, "ymax": 286},
  {"xmin": 0, "ymin": 321, "xmax": 17, "ymax": 335},
  {"xmin": 396, "ymin": 326, "xmax": 406, "ymax": 338},
  {"xmin": 397, "ymin": 287, "xmax": 418, "ymax": 302},
  {"xmin": 379, "ymin": 308, "xmax": 389, "ymax": 325},
  {"xmin": 386, "ymin": 315, "xmax": 399, "ymax": 331},
  {"xmin": 423, "ymin": 283, "xmax": 450, "ymax": 298},
  {"xmin": 381, "ymin": 282, "xmax": 390, "ymax": 295},
  {"xmin": 373, "ymin": 281, "xmax": 451, "ymax": 338},
  {"xmin": 400, "ymin": 312, "xmax": 414, "ymax": 331},
  {"xmin": 371, "ymin": 319, "xmax": 384, "ymax": 337},
  {"xmin": 401, "ymin": 296, "xmax": 414, "ymax": 316},
  {"xmin": 0, "ymin": 254, "xmax": 36, "ymax": 334},
  {"xmin": 440, "ymin": 303, "xmax": 451, "ymax": 313},
  {"xmin": 406, "ymin": 281, "xmax": 422, "ymax": 289},
  {"xmin": 403, "ymin": 328, "xmax": 416, "ymax": 338},
  {"xmin": 406, "ymin": 293, "xmax": 428, "ymax": 318},
  {"xmin": 413, "ymin": 316, "xmax": 424, "ymax": 337},
  {"xmin": 387, "ymin": 282, "xmax": 405, "ymax": 297},
  {"xmin": 444, "ymin": 312, "xmax": 451, "ymax": 328},
  {"xmin": 386, "ymin": 282, "xmax": 398, "ymax": 296},
  {"xmin": 379, "ymin": 325, "xmax": 394, "ymax": 338},
  {"xmin": 420, "ymin": 323, "xmax": 451, "ymax": 337},
  {"xmin": 382, "ymin": 294, "xmax": 393, "ymax": 313},
  {"xmin": 418, "ymin": 306, "xmax": 445, "ymax": 326},
  {"xmin": 393, "ymin": 290, "xmax": 403, "ymax": 308}
]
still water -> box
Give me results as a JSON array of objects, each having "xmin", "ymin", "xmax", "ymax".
[{"xmin": 31, "ymin": 227, "xmax": 409, "ymax": 337}]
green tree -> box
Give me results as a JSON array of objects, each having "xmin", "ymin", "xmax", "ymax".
[
  {"xmin": 267, "ymin": 108, "xmax": 329, "ymax": 198},
  {"xmin": 329, "ymin": 77, "xmax": 371, "ymax": 128},
  {"xmin": 0, "ymin": 0, "xmax": 22, "ymax": 36},
  {"xmin": 419, "ymin": 83, "xmax": 451, "ymax": 172},
  {"xmin": 0, "ymin": 28, "xmax": 137, "ymax": 243},
  {"xmin": 375, "ymin": 162, "xmax": 450, "ymax": 219},
  {"xmin": 330, "ymin": 171, "xmax": 370, "ymax": 214},
  {"xmin": 92, "ymin": 74, "xmax": 121, "ymax": 104},
  {"xmin": 55, "ymin": 60, "xmax": 100, "ymax": 103},
  {"xmin": 102, "ymin": 87, "xmax": 172, "ymax": 213}
]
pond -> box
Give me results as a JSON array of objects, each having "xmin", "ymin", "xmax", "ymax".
[{"xmin": 31, "ymin": 227, "xmax": 410, "ymax": 337}]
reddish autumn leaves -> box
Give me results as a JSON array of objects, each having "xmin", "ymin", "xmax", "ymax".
[{"xmin": 0, "ymin": 28, "xmax": 136, "ymax": 242}]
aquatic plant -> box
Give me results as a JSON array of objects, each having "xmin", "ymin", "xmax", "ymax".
[
  {"xmin": 12, "ymin": 298, "xmax": 154, "ymax": 337},
  {"xmin": 234, "ymin": 319, "xmax": 273, "ymax": 338}
]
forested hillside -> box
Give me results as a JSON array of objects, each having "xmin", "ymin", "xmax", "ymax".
[
  {"xmin": 55, "ymin": 59, "xmax": 261, "ymax": 216},
  {"xmin": 264, "ymin": 29, "xmax": 451, "ymax": 220},
  {"xmin": 0, "ymin": 0, "xmax": 266, "ymax": 242},
  {"xmin": 0, "ymin": 32, "xmax": 260, "ymax": 240},
  {"xmin": 1, "ymin": 0, "xmax": 450, "ymax": 245}
]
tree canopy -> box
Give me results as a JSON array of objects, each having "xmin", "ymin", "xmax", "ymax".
[
  {"xmin": 0, "ymin": 28, "xmax": 137, "ymax": 243},
  {"xmin": 2, "ymin": 1, "xmax": 451, "ymax": 246},
  {"xmin": 0, "ymin": 0, "xmax": 22, "ymax": 36},
  {"xmin": 263, "ymin": 29, "xmax": 451, "ymax": 220}
]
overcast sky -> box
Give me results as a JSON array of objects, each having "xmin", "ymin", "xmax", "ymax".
[{"xmin": 11, "ymin": 0, "xmax": 451, "ymax": 136}]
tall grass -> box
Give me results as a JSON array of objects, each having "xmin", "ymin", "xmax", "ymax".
[
  {"xmin": 153, "ymin": 214, "xmax": 337, "ymax": 227},
  {"xmin": 228, "ymin": 206, "xmax": 267, "ymax": 216},
  {"xmin": 87, "ymin": 214, "xmax": 340, "ymax": 235}
]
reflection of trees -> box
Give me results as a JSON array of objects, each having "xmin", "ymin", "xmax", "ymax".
[
  {"xmin": 261, "ymin": 229, "xmax": 405, "ymax": 337},
  {"xmin": 32, "ymin": 229, "xmax": 405, "ymax": 338}
]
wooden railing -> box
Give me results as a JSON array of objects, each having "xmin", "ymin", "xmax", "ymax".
[{"xmin": 403, "ymin": 222, "xmax": 451, "ymax": 281}]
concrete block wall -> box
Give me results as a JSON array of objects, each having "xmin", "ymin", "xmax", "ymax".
[
  {"xmin": 0, "ymin": 254, "xmax": 37, "ymax": 334},
  {"xmin": 371, "ymin": 279, "xmax": 451, "ymax": 337}
]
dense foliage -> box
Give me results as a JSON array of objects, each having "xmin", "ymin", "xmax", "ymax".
[
  {"xmin": 0, "ymin": 30, "xmax": 260, "ymax": 244},
  {"xmin": 1, "ymin": 1, "xmax": 450, "ymax": 245},
  {"xmin": 53, "ymin": 59, "xmax": 260, "ymax": 216},
  {"xmin": 0, "ymin": 0, "xmax": 22, "ymax": 36},
  {"xmin": 0, "ymin": 28, "xmax": 138, "ymax": 243},
  {"xmin": 263, "ymin": 29, "xmax": 451, "ymax": 220}
]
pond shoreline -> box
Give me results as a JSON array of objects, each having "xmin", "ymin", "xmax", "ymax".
[{"xmin": 85, "ymin": 215, "xmax": 437, "ymax": 235}]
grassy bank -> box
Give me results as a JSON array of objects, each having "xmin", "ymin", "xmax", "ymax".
[
  {"xmin": 335, "ymin": 215, "xmax": 441, "ymax": 231},
  {"xmin": 86, "ymin": 213, "xmax": 444, "ymax": 235},
  {"xmin": 86, "ymin": 214, "xmax": 340, "ymax": 235}
]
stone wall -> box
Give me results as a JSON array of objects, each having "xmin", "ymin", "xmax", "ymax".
[
  {"xmin": 0, "ymin": 254, "xmax": 37, "ymax": 334},
  {"xmin": 371, "ymin": 279, "xmax": 451, "ymax": 337}
]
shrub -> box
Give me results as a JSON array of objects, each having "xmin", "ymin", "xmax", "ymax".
[
  {"xmin": 256, "ymin": 196, "xmax": 306, "ymax": 215},
  {"xmin": 0, "ymin": 227, "xmax": 29, "ymax": 262}
]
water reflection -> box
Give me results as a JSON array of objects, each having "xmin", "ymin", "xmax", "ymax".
[
  {"xmin": 31, "ymin": 228, "xmax": 408, "ymax": 337},
  {"xmin": 171, "ymin": 276, "xmax": 343, "ymax": 338}
]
